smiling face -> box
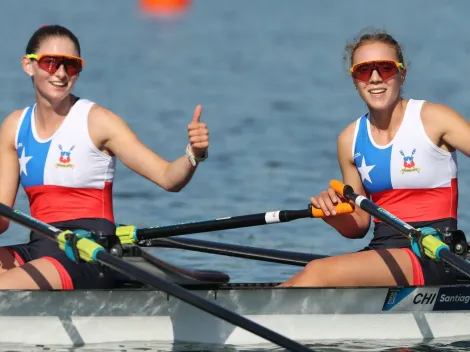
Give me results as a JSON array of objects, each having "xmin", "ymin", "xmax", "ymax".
[
  {"xmin": 351, "ymin": 41, "xmax": 406, "ymax": 111},
  {"xmin": 22, "ymin": 36, "xmax": 81, "ymax": 103}
]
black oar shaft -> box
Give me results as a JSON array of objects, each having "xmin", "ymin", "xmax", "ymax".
[
  {"xmin": 124, "ymin": 203, "xmax": 354, "ymax": 242},
  {"xmin": 342, "ymin": 184, "xmax": 412, "ymax": 235},
  {"xmin": 151, "ymin": 237, "xmax": 327, "ymax": 266},
  {"xmin": 135, "ymin": 209, "xmax": 312, "ymax": 240},
  {"xmin": 1, "ymin": 205, "xmax": 61, "ymax": 237},
  {"xmin": 128, "ymin": 203, "xmax": 353, "ymax": 242},
  {"xmin": 439, "ymin": 249, "xmax": 470, "ymax": 277}
]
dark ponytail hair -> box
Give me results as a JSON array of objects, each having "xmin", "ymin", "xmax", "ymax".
[{"xmin": 26, "ymin": 25, "xmax": 81, "ymax": 56}]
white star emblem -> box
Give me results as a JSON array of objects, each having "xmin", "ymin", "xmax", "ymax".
[
  {"xmin": 18, "ymin": 147, "xmax": 33, "ymax": 176},
  {"xmin": 357, "ymin": 156, "xmax": 375, "ymax": 183}
]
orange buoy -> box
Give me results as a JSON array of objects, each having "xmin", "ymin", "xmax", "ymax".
[{"xmin": 139, "ymin": 0, "xmax": 190, "ymax": 16}]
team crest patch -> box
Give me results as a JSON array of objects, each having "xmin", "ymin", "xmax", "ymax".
[
  {"xmin": 55, "ymin": 144, "xmax": 75, "ymax": 168},
  {"xmin": 399, "ymin": 149, "xmax": 420, "ymax": 174}
]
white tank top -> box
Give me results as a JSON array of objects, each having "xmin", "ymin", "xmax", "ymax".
[
  {"xmin": 15, "ymin": 98, "xmax": 116, "ymax": 223},
  {"xmin": 352, "ymin": 99, "xmax": 458, "ymax": 223}
]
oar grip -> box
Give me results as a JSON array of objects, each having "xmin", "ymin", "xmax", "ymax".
[
  {"xmin": 311, "ymin": 203, "xmax": 354, "ymax": 218},
  {"xmin": 329, "ymin": 179, "xmax": 346, "ymax": 196}
]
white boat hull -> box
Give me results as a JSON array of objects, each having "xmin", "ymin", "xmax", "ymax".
[{"xmin": 2, "ymin": 284, "xmax": 470, "ymax": 347}]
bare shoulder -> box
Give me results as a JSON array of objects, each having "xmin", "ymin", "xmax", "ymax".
[
  {"xmin": 337, "ymin": 120, "xmax": 358, "ymax": 156},
  {"xmin": 421, "ymin": 101, "xmax": 467, "ymax": 124},
  {"xmin": 420, "ymin": 101, "xmax": 470, "ymax": 143},
  {"xmin": 89, "ymin": 104, "xmax": 124, "ymax": 125},
  {"xmin": 88, "ymin": 103, "xmax": 139, "ymax": 153},
  {"xmin": 0, "ymin": 109, "xmax": 25, "ymax": 144},
  {"xmin": 88, "ymin": 104, "xmax": 133, "ymax": 138},
  {"xmin": 1, "ymin": 109, "xmax": 24, "ymax": 129}
]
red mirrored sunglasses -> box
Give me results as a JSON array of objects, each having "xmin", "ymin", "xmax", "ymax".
[
  {"xmin": 26, "ymin": 53, "xmax": 85, "ymax": 76},
  {"xmin": 350, "ymin": 60, "xmax": 404, "ymax": 83}
]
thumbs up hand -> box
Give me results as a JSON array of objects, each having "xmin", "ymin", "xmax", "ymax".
[{"xmin": 187, "ymin": 105, "xmax": 209, "ymax": 159}]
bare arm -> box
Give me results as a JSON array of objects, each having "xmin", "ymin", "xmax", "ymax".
[
  {"xmin": 0, "ymin": 111, "xmax": 22, "ymax": 233},
  {"xmin": 311, "ymin": 122, "xmax": 371, "ymax": 239},
  {"xmin": 421, "ymin": 102, "xmax": 470, "ymax": 157},
  {"xmin": 89, "ymin": 105, "xmax": 209, "ymax": 192}
]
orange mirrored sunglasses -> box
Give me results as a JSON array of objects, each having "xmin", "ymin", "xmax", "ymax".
[
  {"xmin": 26, "ymin": 53, "xmax": 84, "ymax": 76},
  {"xmin": 350, "ymin": 60, "xmax": 404, "ymax": 82}
]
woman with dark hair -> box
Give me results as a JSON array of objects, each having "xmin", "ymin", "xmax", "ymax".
[{"xmin": 0, "ymin": 25, "xmax": 210, "ymax": 289}]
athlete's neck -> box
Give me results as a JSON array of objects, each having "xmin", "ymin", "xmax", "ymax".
[
  {"xmin": 368, "ymin": 97, "xmax": 407, "ymax": 132},
  {"xmin": 34, "ymin": 93, "xmax": 77, "ymax": 129}
]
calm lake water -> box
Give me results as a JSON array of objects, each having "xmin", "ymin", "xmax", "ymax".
[{"xmin": 1, "ymin": 0, "xmax": 470, "ymax": 351}]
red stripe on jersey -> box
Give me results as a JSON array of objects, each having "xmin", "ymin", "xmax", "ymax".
[
  {"xmin": 371, "ymin": 178, "xmax": 458, "ymax": 223},
  {"xmin": 25, "ymin": 182, "xmax": 114, "ymax": 224}
]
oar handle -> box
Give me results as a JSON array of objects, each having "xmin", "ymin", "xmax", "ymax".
[
  {"xmin": 311, "ymin": 202, "xmax": 354, "ymax": 217},
  {"xmin": 330, "ymin": 179, "xmax": 354, "ymax": 199}
]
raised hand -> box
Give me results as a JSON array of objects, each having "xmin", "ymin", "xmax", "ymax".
[{"xmin": 187, "ymin": 105, "xmax": 209, "ymax": 158}]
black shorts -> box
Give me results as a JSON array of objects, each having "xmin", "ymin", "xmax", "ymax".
[
  {"xmin": 7, "ymin": 218, "xmax": 131, "ymax": 289},
  {"xmin": 361, "ymin": 217, "xmax": 460, "ymax": 286}
]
